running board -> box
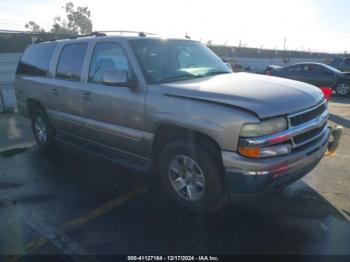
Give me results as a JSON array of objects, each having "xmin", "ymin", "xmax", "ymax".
[{"xmin": 55, "ymin": 131, "xmax": 151, "ymax": 172}]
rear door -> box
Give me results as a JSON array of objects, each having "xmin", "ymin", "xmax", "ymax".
[
  {"xmin": 278, "ymin": 65, "xmax": 303, "ymax": 81},
  {"xmin": 46, "ymin": 42, "xmax": 88, "ymax": 135}
]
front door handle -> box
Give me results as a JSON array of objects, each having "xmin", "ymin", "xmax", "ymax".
[
  {"xmin": 83, "ymin": 91, "xmax": 91, "ymax": 100},
  {"xmin": 52, "ymin": 88, "xmax": 58, "ymax": 95}
]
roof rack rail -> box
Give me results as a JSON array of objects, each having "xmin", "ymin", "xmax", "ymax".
[
  {"xmin": 97, "ymin": 30, "xmax": 157, "ymax": 37},
  {"xmin": 32, "ymin": 31, "xmax": 106, "ymax": 44},
  {"xmin": 32, "ymin": 30, "xmax": 156, "ymax": 44},
  {"xmin": 69, "ymin": 31, "xmax": 106, "ymax": 39}
]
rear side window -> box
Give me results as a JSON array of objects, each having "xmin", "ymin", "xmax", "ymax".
[
  {"xmin": 288, "ymin": 65, "xmax": 302, "ymax": 72},
  {"xmin": 17, "ymin": 43, "xmax": 56, "ymax": 76},
  {"xmin": 56, "ymin": 43, "xmax": 87, "ymax": 81}
]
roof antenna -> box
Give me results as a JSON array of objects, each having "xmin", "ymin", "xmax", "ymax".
[{"xmin": 185, "ymin": 31, "xmax": 191, "ymax": 39}]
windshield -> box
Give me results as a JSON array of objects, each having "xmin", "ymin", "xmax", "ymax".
[
  {"xmin": 129, "ymin": 39, "xmax": 231, "ymax": 84},
  {"xmin": 322, "ymin": 63, "xmax": 342, "ymax": 73}
]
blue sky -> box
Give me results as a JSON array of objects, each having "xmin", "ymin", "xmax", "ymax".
[{"xmin": 0, "ymin": 0, "xmax": 349, "ymax": 53}]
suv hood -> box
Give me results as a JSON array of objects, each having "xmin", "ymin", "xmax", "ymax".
[{"xmin": 161, "ymin": 73, "xmax": 324, "ymax": 119}]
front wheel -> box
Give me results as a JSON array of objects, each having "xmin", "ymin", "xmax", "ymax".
[
  {"xmin": 158, "ymin": 139, "xmax": 227, "ymax": 214},
  {"xmin": 335, "ymin": 82, "xmax": 350, "ymax": 96},
  {"xmin": 30, "ymin": 107, "xmax": 55, "ymax": 151}
]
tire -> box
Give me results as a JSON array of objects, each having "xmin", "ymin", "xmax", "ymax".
[
  {"xmin": 158, "ymin": 139, "xmax": 226, "ymax": 214},
  {"xmin": 335, "ymin": 82, "xmax": 350, "ymax": 96},
  {"xmin": 30, "ymin": 106, "xmax": 55, "ymax": 151}
]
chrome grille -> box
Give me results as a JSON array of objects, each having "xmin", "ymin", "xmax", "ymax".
[
  {"xmin": 288, "ymin": 101, "xmax": 328, "ymax": 149},
  {"xmin": 289, "ymin": 102, "xmax": 327, "ymax": 127},
  {"xmin": 293, "ymin": 123, "xmax": 327, "ymax": 145}
]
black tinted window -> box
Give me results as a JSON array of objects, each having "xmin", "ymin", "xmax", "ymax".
[
  {"xmin": 56, "ymin": 43, "xmax": 87, "ymax": 81},
  {"xmin": 16, "ymin": 43, "xmax": 56, "ymax": 76},
  {"xmin": 288, "ymin": 66, "xmax": 302, "ymax": 72},
  {"xmin": 302, "ymin": 65, "xmax": 324, "ymax": 72},
  {"xmin": 89, "ymin": 42, "xmax": 130, "ymax": 83}
]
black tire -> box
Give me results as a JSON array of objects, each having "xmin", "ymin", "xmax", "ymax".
[
  {"xmin": 30, "ymin": 106, "xmax": 55, "ymax": 151},
  {"xmin": 158, "ymin": 139, "xmax": 226, "ymax": 214},
  {"xmin": 335, "ymin": 82, "xmax": 350, "ymax": 96}
]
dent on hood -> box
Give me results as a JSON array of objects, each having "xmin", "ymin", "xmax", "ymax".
[{"xmin": 161, "ymin": 73, "xmax": 324, "ymax": 119}]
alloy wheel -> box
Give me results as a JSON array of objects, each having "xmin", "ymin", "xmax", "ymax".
[
  {"xmin": 34, "ymin": 116, "xmax": 47, "ymax": 144},
  {"xmin": 168, "ymin": 155, "xmax": 206, "ymax": 202},
  {"xmin": 336, "ymin": 83, "xmax": 350, "ymax": 95}
]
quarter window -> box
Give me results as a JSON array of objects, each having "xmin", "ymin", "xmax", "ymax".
[
  {"xmin": 89, "ymin": 42, "xmax": 130, "ymax": 84},
  {"xmin": 56, "ymin": 43, "xmax": 87, "ymax": 81},
  {"xmin": 17, "ymin": 43, "xmax": 56, "ymax": 76}
]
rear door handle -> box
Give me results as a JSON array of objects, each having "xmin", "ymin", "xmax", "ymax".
[{"xmin": 52, "ymin": 88, "xmax": 58, "ymax": 95}]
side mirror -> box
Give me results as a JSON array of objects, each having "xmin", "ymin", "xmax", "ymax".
[{"xmin": 101, "ymin": 70, "xmax": 137, "ymax": 88}]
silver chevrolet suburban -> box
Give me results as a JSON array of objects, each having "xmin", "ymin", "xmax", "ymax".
[{"xmin": 15, "ymin": 32, "xmax": 338, "ymax": 214}]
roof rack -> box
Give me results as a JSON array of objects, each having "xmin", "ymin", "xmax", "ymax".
[
  {"xmin": 97, "ymin": 30, "xmax": 157, "ymax": 37},
  {"xmin": 32, "ymin": 31, "xmax": 106, "ymax": 44},
  {"xmin": 33, "ymin": 30, "xmax": 157, "ymax": 44},
  {"xmin": 69, "ymin": 31, "xmax": 106, "ymax": 39}
]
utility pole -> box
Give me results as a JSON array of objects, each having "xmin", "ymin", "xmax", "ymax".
[{"xmin": 283, "ymin": 37, "xmax": 287, "ymax": 50}]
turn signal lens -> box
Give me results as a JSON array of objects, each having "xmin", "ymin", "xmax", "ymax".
[
  {"xmin": 239, "ymin": 147, "xmax": 261, "ymax": 157},
  {"xmin": 239, "ymin": 143, "xmax": 292, "ymax": 158}
]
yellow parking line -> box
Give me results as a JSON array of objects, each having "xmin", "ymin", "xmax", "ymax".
[{"xmin": 25, "ymin": 186, "xmax": 148, "ymax": 254}]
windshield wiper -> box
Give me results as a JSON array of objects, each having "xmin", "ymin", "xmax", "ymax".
[
  {"xmin": 159, "ymin": 71, "xmax": 231, "ymax": 84},
  {"xmin": 159, "ymin": 75, "xmax": 197, "ymax": 83},
  {"xmin": 199, "ymin": 71, "xmax": 231, "ymax": 77}
]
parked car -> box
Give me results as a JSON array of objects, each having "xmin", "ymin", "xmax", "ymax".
[
  {"xmin": 15, "ymin": 32, "xmax": 339, "ymax": 214},
  {"xmin": 329, "ymin": 57, "xmax": 350, "ymax": 72},
  {"xmin": 265, "ymin": 65, "xmax": 282, "ymax": 75},
  {"xmin": 271, "ymin": 62, "xmax": 350, "ymax": 96}
]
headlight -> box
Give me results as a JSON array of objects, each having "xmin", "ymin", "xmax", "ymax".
[{"xmin": 240, "ymin": 117, "xmax": 287, "ymax": 137}]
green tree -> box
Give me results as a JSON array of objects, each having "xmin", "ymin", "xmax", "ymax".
[
  {"xmin": 24, "ymin": 21, "xmax": 45, "ymax": 33},
  {"xmin": 51, "ymin": 2, "xmax": 92, "ymax": 35},
  {"xmin": 24, "ymin": 2, "xmax": 92, "ymax": 35}
]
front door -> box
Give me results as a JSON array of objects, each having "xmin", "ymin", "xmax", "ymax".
[{"xmin": 81, "ymin": 41, "xmax": 146, "ymax": 156}]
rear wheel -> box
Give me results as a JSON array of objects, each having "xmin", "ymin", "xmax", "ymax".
[
  {"xmin": 335, "ymin": 82, "xmax": 350, "ymax": 96},
  {"xmin": 30, "ymin": 107, "xmax": 55, "ymax": 151},
  {"xmin": 158, "ymin": 139, "xmax": 226, "ymax": 214}
]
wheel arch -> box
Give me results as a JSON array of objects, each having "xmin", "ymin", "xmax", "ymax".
[
  {"xmin": 27, "ymin": 98, "xmax": 46, "ymax": 117},
  {"xmin": 153, "ymin": 124, "xmax": 223, "ymax": 166}
]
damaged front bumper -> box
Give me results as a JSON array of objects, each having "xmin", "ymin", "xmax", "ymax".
[{"xmin": 222, "ymin": 125, "xmax": 343, "ymax": 195}]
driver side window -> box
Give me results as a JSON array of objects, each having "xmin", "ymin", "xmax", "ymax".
[{"xmin": 89, "ymin": 42, "xmax": 130, "ymax": 84}]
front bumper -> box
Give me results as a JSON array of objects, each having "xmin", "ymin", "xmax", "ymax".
[{"xmin": 222, "ymin": 126, "xmax": 330, "ymax": 194}]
